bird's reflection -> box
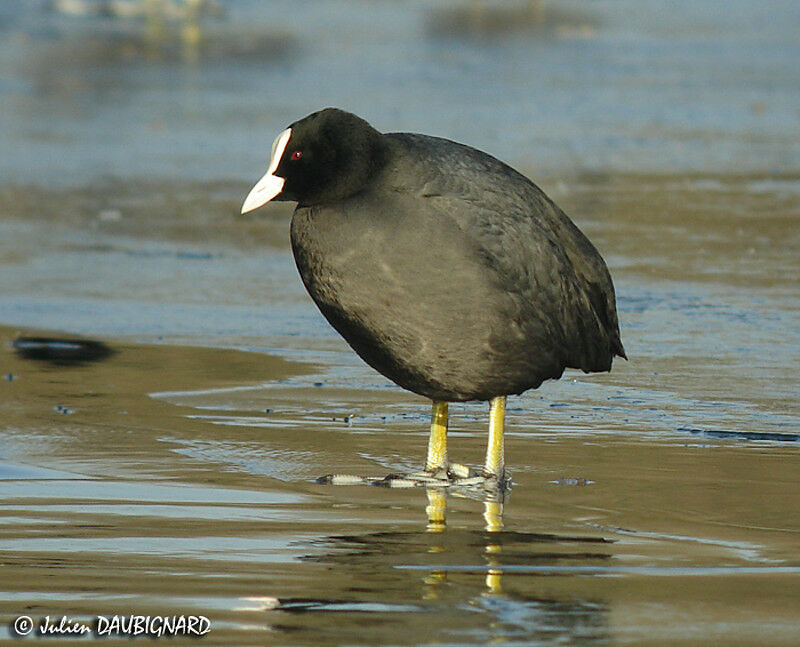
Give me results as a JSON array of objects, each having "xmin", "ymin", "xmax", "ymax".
[
  {"xmin": 482, "ymin": 500, "xmax": 504, "ymax": 596},
  {"xmin": 424, "ymin": 486, "xmax": 505, "ymax": 597},
  {"xmin": 424, "ymin": 485, "xmax": 505, "ymax": 532},
  {"xmin": 424, "ymin": 488, "xmax": 447, "ymax": 533},
  {"xmin": 266, "ymin": 487, "xmax": 612, "ymax": 643}
]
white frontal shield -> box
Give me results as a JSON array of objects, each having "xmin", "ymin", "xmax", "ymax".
[{"xmin": 241, "ymin": 128, "xmax": 292, "ymax": 214}]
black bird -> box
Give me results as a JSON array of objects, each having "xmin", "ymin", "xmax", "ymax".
[{"xmin": 242, "ymin": 108, "xmax": 625, "ymax": 488}]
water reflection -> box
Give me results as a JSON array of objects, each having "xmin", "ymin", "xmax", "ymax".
[
  {"xmin": 424, "ymin": 487, "xmax": 504, "ymax": 533},
  {"xmin": 275, "ymin": 505, "xmax": 613, "ymax": 644}
]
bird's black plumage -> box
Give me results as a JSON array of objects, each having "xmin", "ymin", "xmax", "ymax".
[{"xmin": 264, "ymin": 108, "xmax": 624, "ymax": 402}]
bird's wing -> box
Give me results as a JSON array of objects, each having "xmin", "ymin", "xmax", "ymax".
[{"xmin": 385, "ymin": 132, "xmax": 625, "ymax": 367}]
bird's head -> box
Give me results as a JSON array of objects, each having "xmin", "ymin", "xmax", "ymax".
[{"xmin": 241, "ymin": 108, "xmax": 387, "ymax": 212}]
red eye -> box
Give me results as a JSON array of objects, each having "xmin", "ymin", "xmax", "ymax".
[{"xmin": 291, "ymin": 150, "xmax": 303, "ymax": 161}]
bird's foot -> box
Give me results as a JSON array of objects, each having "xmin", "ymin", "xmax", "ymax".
[{"xmin": 316, "ymin": 463, "xmax": 509, "ymax": 492}]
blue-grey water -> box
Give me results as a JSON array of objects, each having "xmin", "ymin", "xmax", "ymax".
[{"xmin": 2, "ymin": 0, "xmax": 799, "ymax": 186}]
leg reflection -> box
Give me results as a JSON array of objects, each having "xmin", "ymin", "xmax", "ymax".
[
  {"xmin": 483, "ymin": 497, "xmax": 504, "ymax": 533},
  {"xmin": 424, "ymin": 486, "xmax": 506, "ymax": 532},
  {"xmin": 422, "ymin": 488, "xmax": 507, "ymax": 596},
  {"xmin": 425, "ymin": 487, "xmax": 447, "ymax": 532},
  {"xmin": 483, "ymin": 493, "xmax": 504, "ymax": 595}
]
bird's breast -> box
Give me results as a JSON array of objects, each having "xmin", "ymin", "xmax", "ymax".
[{"xmin": 290, "ymin": 205, "xmax": 391, "ymax": 313}]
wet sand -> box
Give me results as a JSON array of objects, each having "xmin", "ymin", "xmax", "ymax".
[{"xmin": 1, "ymin": 172, "xmax": 799, "ymax": 645}]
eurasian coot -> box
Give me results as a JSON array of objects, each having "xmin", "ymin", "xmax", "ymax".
[{"xmin": 242, "ymin": 108, "xmax": 625, "ymax": 488}]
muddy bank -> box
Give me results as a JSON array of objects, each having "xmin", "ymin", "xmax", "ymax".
[
  {"xmin": 1, "ymin": 320, "xmax": 799, "ymax": 645},
  {"xmin": 1, "ymin": 172, "xmax": 797, "ymax": 433}
]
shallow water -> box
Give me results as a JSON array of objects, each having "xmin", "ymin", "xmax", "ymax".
[
  {"xmin": 1, "ymin": 171, "xmax": 798, "ymax": 645},
  {"xmin": 1, "ymin": 1, "xmax": 800, "ymax": 645}
]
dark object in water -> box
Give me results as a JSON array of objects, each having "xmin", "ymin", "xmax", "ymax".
[
  {"xmin": 12, "ymin": 336, "xmax": 114, "ymax": 366},
  {"xmin": 680, "ymin": 427, "xmax": 799, "ymax": 443},
  {"xmin": 242, "ymin": 108, "xmax": 624, "ymax": 487},
  {"xmin": 427, "ymin": 1, "xmax": 598, "ymax": 40}
]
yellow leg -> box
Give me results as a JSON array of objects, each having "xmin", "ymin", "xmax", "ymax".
[
  {"xmin": 426, "ymin": 401, "xmax": 448, "ymax": 472},
  {"xmin": 484, "ymin": 396, "xmax": 506, "ymax": 478}
]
